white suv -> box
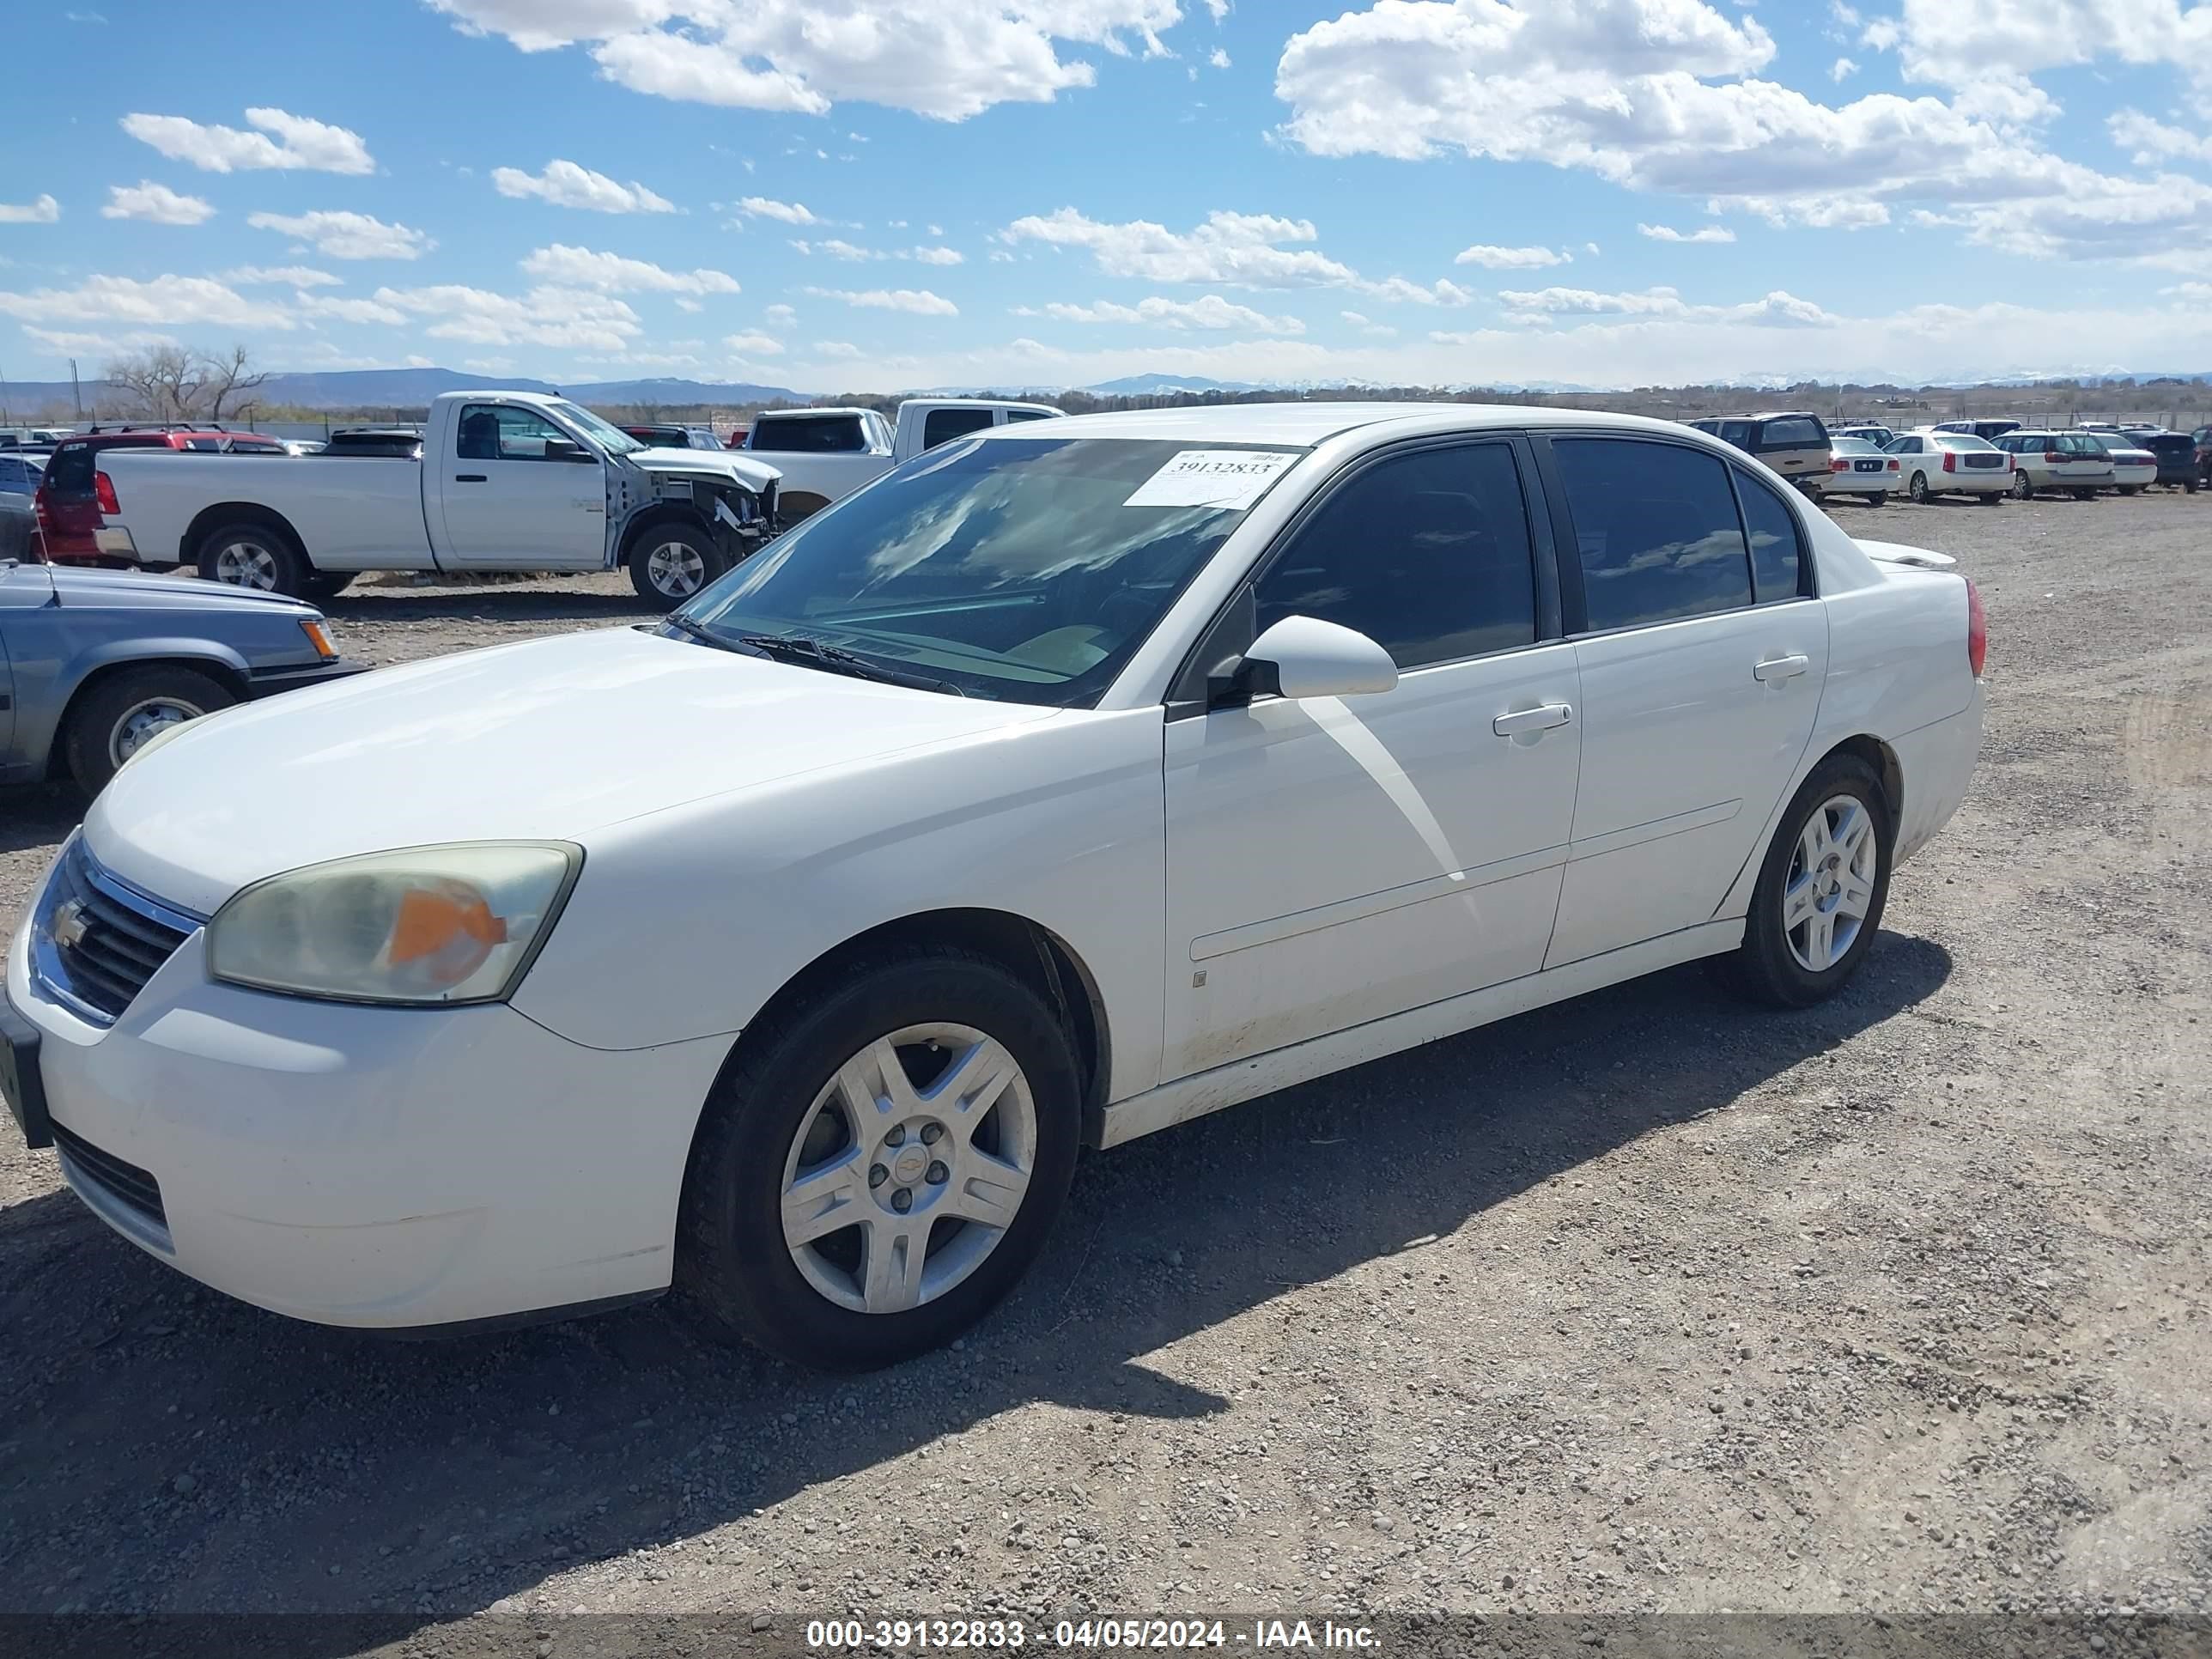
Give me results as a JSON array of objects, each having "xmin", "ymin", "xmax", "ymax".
[{"xmin": 1995, "ymin": 431, "xmax": 2117, "ymax": 501}]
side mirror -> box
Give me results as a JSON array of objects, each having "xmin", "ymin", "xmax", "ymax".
[
  {"xmin": 544, "ymin": 437, "xmax": 595, "ymax": 464},
  {"xmin": 1238, "ymin": 615, "xmax": 1399, "ymax": 702}
]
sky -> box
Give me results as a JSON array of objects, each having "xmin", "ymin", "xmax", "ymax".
[{"xmin": 5, "ymin": 0, "xmax": 2212, "ymax": 396}]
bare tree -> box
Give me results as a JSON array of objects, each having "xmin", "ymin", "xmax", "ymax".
[
  {"xmin": 102, "ymin": 345, "xmax": 208, "ymax": 422},
  {"xmin": 202, "ymin": 344, "xmax": 267, "ymax": 424}
]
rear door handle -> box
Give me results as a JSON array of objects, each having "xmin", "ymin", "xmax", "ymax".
[
  {"xmin": 1492, "ymin": 702, "xmax": 1574, "ymax": 738},
  {"xmin": 1754, "ymin": 654, "xmax": 1811, "ymax": 684},
  {"xmin": 453, "ymin": 473, "xmax": 487, "ymax": 483}
]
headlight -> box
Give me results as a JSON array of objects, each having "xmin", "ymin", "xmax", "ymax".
[{"xmin": 208, "ymin": 842, "xmax": 582, "ymax": 1006}]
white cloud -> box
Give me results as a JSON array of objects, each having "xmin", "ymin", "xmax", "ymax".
[
  {"xmin": 803, "ymin": 285, "xmax": 959, "ymax": 315},
  {"xmin": 813, "ymin": 238, "xmax": 876, "ymax": 260},
  {"xmin": 0, "ymin": 194, "xmax": 60, "ymax": 224},
  {"xmin": 1492, "ymin": 284, "xmax": 1837, "ymax": 328},
  {"xmin": 0, "ymin": 272, "xmax": 293, "ymax": 330},
  {"xmin": 1873, "ymin": 0, "xmax": 2212, "ymax": 91},
  {"xmin": 370, "ymin": 283, "xmax": 643, "ymax": 350},
  {"xmin": 2109, "ymin": 108, "xmax": 2205, "ymax": 166},
  {"xmin": 1210, "ymin": 47, "xmax": 1231, "ymax": 69},
  {"xmin": 1358, "ymin": 276, "xmax": 1474, "ymax": 307},
  {"xmin": 220, "ymin": 264, "xmax": 340, "ymax": 288},
  {"xmin": 120, "ymin": 106, "xmax": 374, "ymax": 174},
  {"xmin": 1024, "ymin": 295, "xmax": 1305, "ymax": 334},
  {"xmin": 1004, "ymin": 207, "xmax": 1358, "ymax": 287},
  {"xmin": 910, "ymin": 245, "xmax": 964, "ymax": 265},
  {"xmin": 1638, "ymin": 222, "xmax": 1736, "ymax": 244},
  {"xmin": 1453, "ymin": 243, "xmax": 1569, "ymax": 270},
  {"xmin": 735, "ymin": 195, "xmax": 818, "ymax": 225},
  {"xmin": 491, "ymin": 159, "xmax": 676, "ymax": 213},
  {"xmin": 295, "ymin": 292, "xmax": 409, "ymax": 325},
  {"xmin": 1831, "ymin": 56, "xmax": 1858, "ymax": 82},
  {"xmin": 1340, "ymin": 309, "xmax": 1397, "ymax": 337},
  {"xmin": 724, "ymin": 331, "xmax": 787, "ymax": 356},
  {"xmin": 24, "ymin": 326, "xmax": 179, "ymax": 356},
  {"xmin": 520, "ymin": 243, "xmax": 739, "ymax": 295},
  {"xmin": 246, "ymin": 210, "xmax": 435, "ymax": 260},
  {"xmin": 428, "ymin": 0, "xmax": 1187, "ymax": 121},
  {"xmin": 100, "ymin": 180, "xmax": 216, "ymax": 225},
  {"xmin": 814, "ymin": 340, "xmax": 866, "ymax": 358},
  {"xmin": 763, "ymin": 303, "xmax": 797, "ymax": 325}
]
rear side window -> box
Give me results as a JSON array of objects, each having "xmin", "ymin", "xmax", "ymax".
[
  {"xmin": 1255, "ymin": 441, "xmax": 1539, "ymax": 671},
  {"xmin": 921, "ymin": 407, "xmax": 996, "ymax": 450},
  {"xmin": 1759, "ymin": 416, "xmax": 1825, "ymax": 449},
  {"xmin": 1555, "ymin": 438, "xmax": 1753, "ymax": 631},
  {"xmin": 1735, "ymin": 471, "xmax": 1806, "ymax": 605},
  {"xmin": 750, "ymin": 416, "xmax": 866, "ymax": 453},
  {"xmin": 1718, "ymin": 421, "xmax": 1753, "ymax": 448},
  {"xmin": 0, "ymin": 457, "xmax": 33, "ymax": 494},
  {"xmin": 1006, "ymin": 409, "xmax": 1055, "ymax": 423}
]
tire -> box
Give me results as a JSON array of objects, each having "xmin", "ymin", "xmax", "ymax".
[
  {"xmin": 61, "ymin": 664, "xmax": 236, "ymax": 798},
  {"xmin": 198, "ymin": 520, "xmax": 307, "ymax": 597},
  {"xmin": 1978, "ymin": 490, "xmax": 2004, "ymax": 506},
  {"xmin": 626, "ymin": 521, "xmax": 728, "ymax": 607},
  {"xmin": 303, "ymin": 571, "xmax": 356, "ymax": 601},
  {"xmin": 1713, "ymin": 753, "xmax": 1893, "ymax": 1011},
  {"xmin": 1866, "ymin": 492, "xmax": 1887, "ymax": 507},
  {"xmin": 2013, "ymin": 471, "xmax": 2035, "ymax": 501},
  {"xmin": 678, "ymin": 945, "xmax": 1082, "ymax": 1370},
  {"xmin": 2072, "ymin": 488, "xmax": 2099, "ymax": 501},
  {"xmin": 2187, "ymin": 479, "xmax": 2199, "ymax": 494},
  {"xmin": 2119, "ymin": 485, "xmax": 2144, "ymax": 496},
  {"xmin": 1907, "ymin": 471, "xmax": 1930, "ymax": 504}
]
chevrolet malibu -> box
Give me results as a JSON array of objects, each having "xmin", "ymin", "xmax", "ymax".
[{"xmin": 2, "ymin": 406, "xmax": 1984, "ymax": 1370}]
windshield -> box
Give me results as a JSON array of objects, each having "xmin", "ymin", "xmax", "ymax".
[
  {"xmin": 672, "ymin": 435, "xmax": 1300, "ymax": 706},
  {"xmin": 1832, "ymin": 438, "xmax": 1878, "ymax": 454},
  {"xmin": 550, "ymin": 400, "xmax": 646, "ymax": 457}
]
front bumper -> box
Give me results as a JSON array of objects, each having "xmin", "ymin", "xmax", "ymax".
[
  {"xmin": 247, "ymin": 659, "xmax": 372, "ymax": 698},
  {"xmin": 7, "ymin": 897, "xmax": 732, "ymax": 1330}
]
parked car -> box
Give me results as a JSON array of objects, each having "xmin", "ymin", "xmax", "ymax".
[
  {"xmin": 2077, "ymin": 432, "xmax": 2157, "ymax": 495},
  {"xmin": 724, "ymin": 424, "xmax": 750, "ymax": 450},
  {"xmin": 1992, "ymin": 430, "xmax": 2117, "ymax": 500},
  {"xmin": 746, "ymin": 398, "xmax": 1063, "ymax": 524},
  {"xmin": 1686, "ymin": 411, "xmax": 1832, "ymax": 493},
  {"xmin": 322, "ymin": 428, "xmax": 424, "ymax": 459},
  {"xmin": 1, "ymin": 453, "xmax": 42, "ymax": 562},
  {"xmin": 85, "ymin": 392, "xmax": 782, "ymax": 605},
  {"xmin": 1822, "ymin": 437, "xmax": 1901, "ymax": 505},
  {"xmin": 280, "ymin": 440, "xmax": 326, "ymax": 457},
  {"xmin": 1881, "ymin": 431, "xmax": 2012, "ymax": 503},
  {"xmin": 620, "ymin": 424, "xmax": 723, "ymax": 451},
  {"xmin": 2192, "ymin": 425, "xmax": 2212, "ymax": 486},
  {"xmin": 2136, "ymin": 431, "xmax": 2198, "ymax": 491},
  {"xmin": 0, "ymin": 404, "xmax": 1985, "ymax": 1368},
  {"xmin": 0, "ymin": 560, "xmax": 363, "ymax": 795},
  {"xmin": 35, "ymin": 429, "xmax": 289, "ymax": 564},
  {"xmin": 1832, "ymin": 424, "xmax": 1896, "ymax": 449},
  {"xmin": 1932, "ymin": 419, "xmax": 2021, "ymax": 442}
]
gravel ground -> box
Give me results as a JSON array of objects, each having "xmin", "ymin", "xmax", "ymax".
[{"xmin": 1, "ymin": 492, "xmax": 2208, "ymax": 1644}]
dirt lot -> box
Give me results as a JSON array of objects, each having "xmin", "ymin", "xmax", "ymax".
[{"xmin": 2, "ymin": 490, "xmax": 2209, "ymax": 1641}]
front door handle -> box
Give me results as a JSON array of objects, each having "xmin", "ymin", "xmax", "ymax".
[
  {"xmin": 453, "ymin": 473, "xmax": 487, "ymax": 483},
  {"xmin": 1754, "ymin": 654, "xmax": 1811, "ymax": 684},
  {"xmin": 1492, "ymin": 702, "xmax": 1574, "ymax": 738}
]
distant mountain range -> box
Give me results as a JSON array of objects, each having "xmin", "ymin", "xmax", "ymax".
[{"xmin": 6, "ymin": 362, "xmax": 2210, "ymax": 420}]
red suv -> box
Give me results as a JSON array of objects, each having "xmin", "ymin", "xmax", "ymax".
[{"xmin": 33, "ymin": 428, "xmax": 286, "ymax": 563}]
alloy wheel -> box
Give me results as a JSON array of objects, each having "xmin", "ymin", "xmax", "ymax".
[
  {"xmin": 780, "ymin": 1023, "xmax": 1039, "ymax": 1316},
  {"xmin": 213, "ymin": 539, "xmax": 280, "ymax": 590},
  {"xmin": 647, "ymin": 540, "xmax": 707, "ymax": 600},
  {"xmin": 1782, "ymin": 794, "xmax": 1878, "ymax": 974}
]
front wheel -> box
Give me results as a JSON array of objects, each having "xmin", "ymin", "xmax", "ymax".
[
  {"xmin": 2013, "ymin": 471, "xmax": 2035, "ymax": 501},
  {"xmin": 627, "ymin": 522, "xmax": 728, "ymax": 606},
  {"xmin": 2072, "ymin": 488, "xmax": 2100, "ymax": 501},
  {"xmin": 62, "ymin": 664, "xmax": 237, "ymax": 797},
  {"xmin": 2187, "ymin": 478, "xmax": 2199, "ymax": 494},
  {"xmin": 678, "ymin": 946, "xmax": 1082, "ymax": 1370},
  {"xmin": 1907, "ymin": 471, "xmax": 1931, "ymax": 504},
  {"xmin": 2119, "ymin": 485, "xmax": 2144, "ymax": 496},
  {"xmin": 198, "ymin": 521, "xmax": 307, "ymax": 597},
  {"xmin": 1713, "ymin": 754, "xmax": 1893, "ymax": 1009}
]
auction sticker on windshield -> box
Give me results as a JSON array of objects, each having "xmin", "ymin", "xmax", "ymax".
[{"xmin": 1122, "ymin": 449, "xmax": 1298, "ymax": 510}]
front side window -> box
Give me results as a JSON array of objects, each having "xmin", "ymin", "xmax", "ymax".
[
  {"xmin": 1555, "ymin": 438, "xmax": 1753, "ymax": 631},
  {"xmin": 921, "ymin": 407, "xmax": 997, "ymax": 450},
  {"xmin": 1735, "ymin": 471, "xmax": 1806, "ymax": 605},
  {"xmin": 456, "ymin": 404, "xmax": 579, "ymax": 462},
  {"xmin": 678, "ymin": 436, "xmax": 1297, "ymax": 707},
  {"xmin": 1255, "ymin": 442, "xmax": 1538, "ymax": 671}
]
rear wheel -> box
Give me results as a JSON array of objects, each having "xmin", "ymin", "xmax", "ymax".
[
  {"xmin": 2119, "ymin": 484, "xmax": 2144, "ymax": 496},
  {"xmin": 2071, "ymin": 487, "xmax": 2099, "ymax": 501},
  {"xmin": 1908, "ymin": 471, "xmax": 1931, "ymax": 504},
  {"xmin": 626, "ymin": 522, "xmax": 728, "ymax": 606},
  {"xmin": 1713, "ymin": 754, "xmax": 1893, "ymax": 1010},
  {"xmin": 198, "ymin": 521, "xmax": 307, "ymax": 597},
  {"xmin": 678, "ymin": 946, "xmax": 1081, "ymax": 1370},
  {"xmin": 2013, "ymin": 471, "xmax": 2035, "ymax": 501},
  {"xmin": 2187, "ymin": 478, "xmax": 2199, "ymax": 494},
  {"xmin": 303, "ymin": 571, "xmax": 356, "ymax": 601},
  {"xmin": 1978, "ymin": 490, "xmax": 2004, "ymax": 506},
  {"xmin": 1866, "ymin": 492, "xmax": 1887, "ymax": 507},
  {"xmin": 61, "ymin": 664, "xmax": 236, "ymax": 797}
]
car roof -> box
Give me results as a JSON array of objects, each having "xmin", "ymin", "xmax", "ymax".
[
  {"xmin": 972, "ymin": 401, "xmax": 1719, "ymax": 447},
  {"xmin": 757, "ymin": 407, "xmax": 873, "ymax": 418}
]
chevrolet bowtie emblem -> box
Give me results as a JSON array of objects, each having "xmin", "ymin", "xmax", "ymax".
[{"xmin": 49, "ymin": 897, "xmax": 89, "ymax": 951}]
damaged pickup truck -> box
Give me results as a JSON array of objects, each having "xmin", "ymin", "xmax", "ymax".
[{"xmin": 82, "ymin": 392, "xmax": 781, "ymax": 605}]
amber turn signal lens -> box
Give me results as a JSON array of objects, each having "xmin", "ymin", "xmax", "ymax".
[{"xmin": 300, "ymin": 620, "xmax": 337, "ymax": 660}]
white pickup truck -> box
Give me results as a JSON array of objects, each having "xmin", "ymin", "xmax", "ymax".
[
  {"xmin": 90, "ymin": 391, "xmax": 782, "ymax": 605},
  {"xmin": 744, "ymin": 398, "xmax": 1060, "ymax": 523}
]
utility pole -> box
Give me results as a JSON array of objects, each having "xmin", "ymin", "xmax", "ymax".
[{"xmin": 70, "ymin": 358, "xmax": 83, "ymax": 420}]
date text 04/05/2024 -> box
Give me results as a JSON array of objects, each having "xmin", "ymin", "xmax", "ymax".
[{"xmin": 803, "ymin": 1620, "xmax": 1381, "ymax": 1650}]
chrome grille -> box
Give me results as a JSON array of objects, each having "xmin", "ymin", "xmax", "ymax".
[{"xmin": 30, "ymin": 840, "xmax": 200, "ymax": 1024}]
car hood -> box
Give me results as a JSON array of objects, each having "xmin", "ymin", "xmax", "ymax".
[
  {"xmin": 629, "ymin": 447, "xmax": 781, "ymax": 493},
  {"xmin": 87, "ymin": 625, "xmax": 1057, "ymax": 915},
  {"xmin": 46, "ymin": 566, "xmax": 317, "ymax": 615}
]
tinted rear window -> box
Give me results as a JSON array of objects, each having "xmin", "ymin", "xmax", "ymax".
[
  {"xmin": 1556, "ymin": 437, "xmax": 1753, "ymax": 630},
  {"xmin": 750, "ymin": 415, "xmax": 866, "ymax": 453},
  {"xmin": 921, "ymin": 407, "xmax": 997, "ymax": 450},
  {"xmin": 1759, "ymin": 417, "xmax": 1825, "ymax": 448}
]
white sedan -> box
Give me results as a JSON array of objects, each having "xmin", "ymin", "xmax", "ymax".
[
  {"xmin": 1884, "ymin": 431, "xmax": 2014, "ymax": 502},
  {"xmin": 2079, "ymin": 432, "xmax": 2157, "ymax": 495},
  {"xmin": 1823, "ymin": 437, "xmax": 1902, "ymax": 504},
  {"xmin": 2, "ymin": 404, "xmax": 1986, "ymax": 1370}
]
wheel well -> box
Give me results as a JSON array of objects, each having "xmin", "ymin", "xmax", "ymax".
[
  {"xmin": 731, "ymin": 908, "xmax": 1112, "ymax": 1146},
  {"xmin": 617, "ymin": 502, "xmax": 714, "ymax": 562},
  {"xmin": 182, "ymin": 502, "xmax": 306, "ymax": 568},
  {"xmin": 1828, "ymin": 733, "xmax": 1904, "ymax": 825},
  {"xmin": 777, "ymin": 492, "xmax": 831, "ymax": 526},
  {"xmin": 46, "ymin": 655, "xmax": 250, "ymax": 779}
]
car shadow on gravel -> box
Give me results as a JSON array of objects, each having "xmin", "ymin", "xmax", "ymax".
[
  {"xmin": 0, "ymin": 931, "xmax": 1951, "ymax": 1632},
  {"xmin": 0, "ymin": 787, "xmax": 81, "ymax": 853},
  {"xmin": 318, "ymin": 590, "xmax": 655, "ymax": 624}
]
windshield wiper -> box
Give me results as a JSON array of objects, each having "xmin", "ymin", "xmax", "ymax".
[
  {"xmin": 735, "ymin": 633, "xmax": 966, "ymax": 696},
  {"xmin": 661, "ymin": 612, "xmax": 757, "ymax": 656}
]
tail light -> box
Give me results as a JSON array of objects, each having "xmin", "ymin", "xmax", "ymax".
[
  {"xmin": 1942, "ymin": 451, "xmax": 1957, "ymax": 472},
  {"xmin": 2045, "ymin": 449, "xmax": 2064, "ymax": 464},
  {"xmin": 1831, "ymin": 456, "xmax": 1850, "ymax": 472},
  {"xmin": 1887, "ymin": 458, "xmax": 1900, "ymax": 471},
  {"xmin": 94, "ymin": 471, "xmax": 119, "ymax": 514},
  {"xmin": 1964, "ymin": 578, "xmax": 1986, "ymax": 679}
]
